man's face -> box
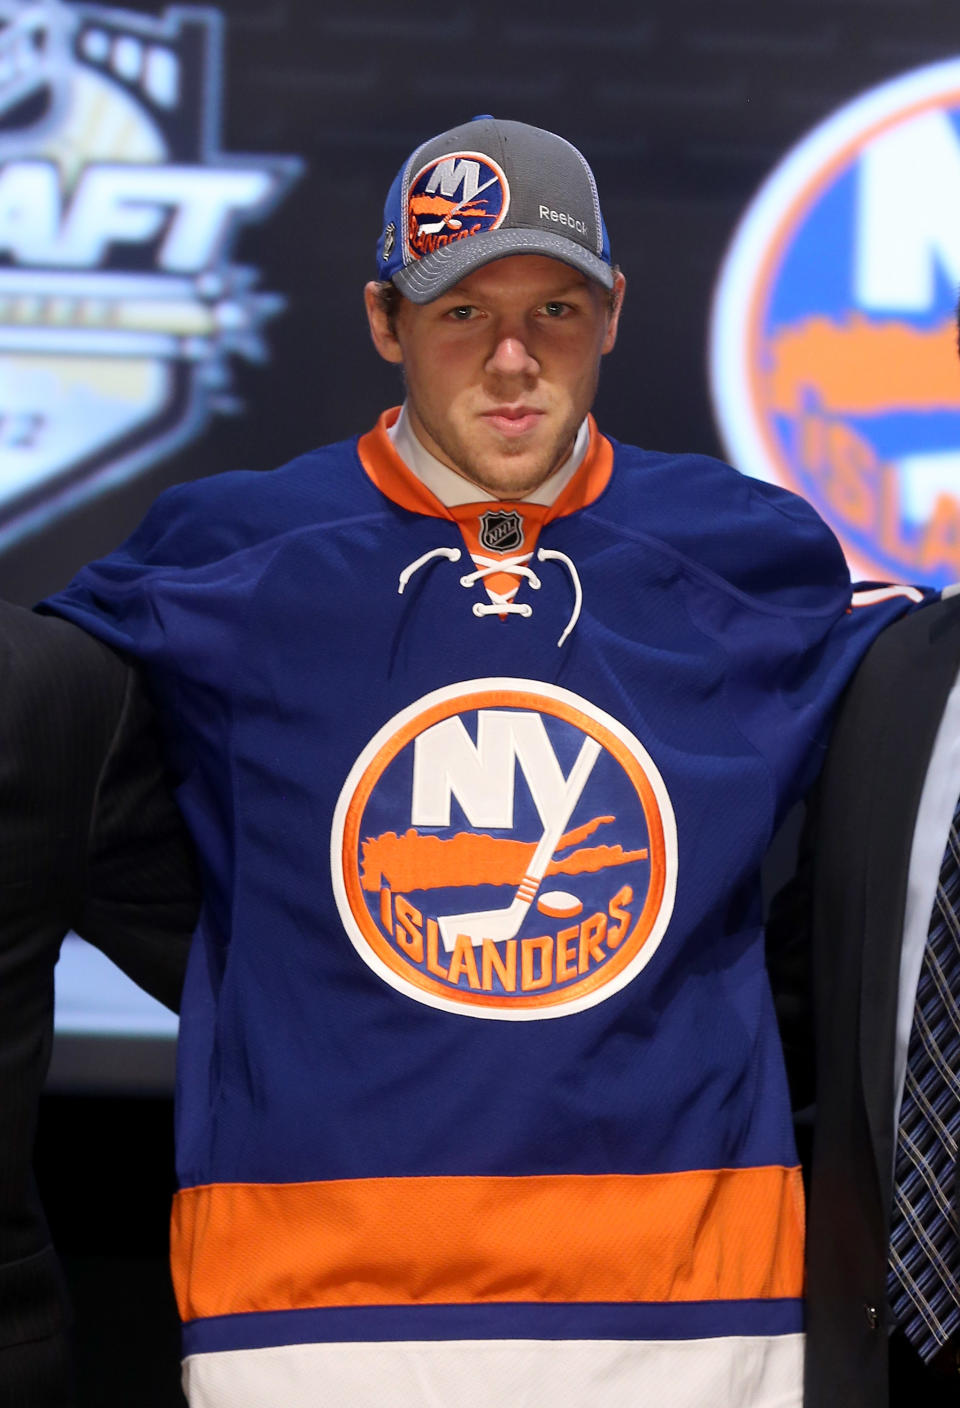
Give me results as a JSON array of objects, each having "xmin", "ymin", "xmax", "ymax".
[{"xmin": 364, "ymin": 255, "xmax": 625, "ymax": 500}]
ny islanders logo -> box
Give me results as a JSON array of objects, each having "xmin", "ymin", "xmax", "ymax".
[
  {"xmin": 331, "ymin": 680, "xmax": 678, "ymax": 1020},
  {"xmin": 0, "ymin": 0, "xmax": 299, "ymax": 546},
  {"xmin": 406, "ymin": 151, "xmax": 508, "ymax": 262},
  {"xmin": 711, "ymin": 58, "xmax": 960, "ymax": 588}
]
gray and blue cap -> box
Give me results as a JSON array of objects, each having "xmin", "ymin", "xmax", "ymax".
[{"xmin": 376, "ymin": 116, "xmax": 613, "ymax": 305}]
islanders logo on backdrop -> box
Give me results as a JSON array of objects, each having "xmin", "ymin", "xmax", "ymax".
[
  {"xmin": 331, "ymin": 680, "xmax": 678, "ymax": 1020},
  {"xmin": 711, "ymin": 58, "xmax": 960, "ymax": 589},
  {"xmin": 406, "ymin": 152, "xmax": 508, "ymax": 261},
  {"xmin": 0, "ymin": 0, "xmax": 300, "ymax": 547}
]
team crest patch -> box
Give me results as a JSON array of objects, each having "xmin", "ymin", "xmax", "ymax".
[
  {"xmin": 0, "ymin": 0, "xmax": 300, "ymax": 549},
  {"xmin": 331, "ymin": 679, "xmax": 678, "ymax": 1020},
  {"xmin": 711, "ymin": 57, "xmax": 960, "ymax": 588},
  {"xmin": 406, "ymin": 151, "xmax": 508, "ymax": 262},
  {"xmin": 479, "ymin": 508, "xmax": 523, "ymax": 553}
]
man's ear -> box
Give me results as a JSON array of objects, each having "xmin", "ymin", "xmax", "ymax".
[
  {"xmin": 364, "ymin": 281, "xmax": 404, "ymax": 365},
  {"xmin": 601, "ymin": 270, "xmax": 626, "ymax": 356}
]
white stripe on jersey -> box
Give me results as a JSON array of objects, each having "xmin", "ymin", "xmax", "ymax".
[
  {"xmin": 851, "ymin": 585, "xmax": 925, "ymax": 606},
  {"xmin": 183, "ymin": 1333, "xmax": 803, "ymax": 1408}
]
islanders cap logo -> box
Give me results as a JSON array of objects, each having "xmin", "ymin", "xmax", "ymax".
[
  {"xmin": 711, "ymin": 58, "xmax": 960, "ymax": 589},
  {"xmin": 331, "ymin": 679, "xmax": 678, "ymax": 1020},
  {"xmin": 406, "ymin": 151, "xmax": 508, "ymax": 263},
  {"xmin": 0, "ymin": 0, "xmax": 300, "ymax": 548}
]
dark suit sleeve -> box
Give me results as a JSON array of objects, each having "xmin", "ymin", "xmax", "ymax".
[
  {"xmin": 73, "ymin": 645, "xmax": 198, "ymax": 1011},
  {"xmin": 766, "ymin": 795, "xmax": 819, "ymax": 1116},
  {"xmin": 0, "ymin": 602, "xmax": 197, "ymax": 1406}
]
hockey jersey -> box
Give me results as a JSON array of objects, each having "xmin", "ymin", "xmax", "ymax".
[{"xmin": 48, "ymin": 412, "xmax": 927, "ymax": 1408}]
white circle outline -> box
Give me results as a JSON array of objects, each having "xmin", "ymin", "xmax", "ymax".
[
  {"xmin": 709, "ymin": 57, "xmax": 960, "ymax": 578},
  {"xmin": 330, "ymin": 678, "xmax": 678, "ymax": 1021}
]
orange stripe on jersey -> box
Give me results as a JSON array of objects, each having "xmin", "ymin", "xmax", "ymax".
[{"xmin": 171, "ymin": 1165, "xmax": 804, "ymax": 1323}]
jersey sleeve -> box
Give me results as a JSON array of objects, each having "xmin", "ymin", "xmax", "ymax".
[
  {"xmin": 694, "ymin": 461, "xmax": 855, "ymax": 610},
  {"xmin": 41, "ymin": 470, "xmax": 268, "ymax": 663},
  {"xmin": 621, "ymin": 450, "xmax": 940, "ymax": 819}
]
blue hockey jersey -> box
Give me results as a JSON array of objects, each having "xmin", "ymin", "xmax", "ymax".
[{"xmin": 48, "ymin": 412, "xmax": 927, "ymax": 1407}]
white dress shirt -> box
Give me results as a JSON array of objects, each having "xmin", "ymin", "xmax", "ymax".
[{"xmin": 386, "ymin": 402, "xmax": 590, "ymax": 508}]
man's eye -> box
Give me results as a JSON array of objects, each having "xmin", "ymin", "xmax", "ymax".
[
  {"xmin": 447, "ymin": 305, "xmax": 475, "ymax": 320},
  {"xmin": 541, "ymin": 301, "xmax": 570, "ymax": 318}
]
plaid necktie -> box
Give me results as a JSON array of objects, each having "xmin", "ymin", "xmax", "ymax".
[{"xmin": 888, "ymin": 795, "xmax": 960, "ymax": 1360}]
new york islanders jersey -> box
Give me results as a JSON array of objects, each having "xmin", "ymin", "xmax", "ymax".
[{"xmin": 48, "ymin": 412, "xmax": 927, "ymax": 1408}]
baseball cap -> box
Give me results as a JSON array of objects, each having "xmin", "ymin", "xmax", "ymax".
[{"xmin": 376, "ymin": 115, "xmax": 613, "ymax": 304}]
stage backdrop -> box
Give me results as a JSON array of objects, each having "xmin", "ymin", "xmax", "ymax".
[{"xmin": 1, "ymin": 0, "xmax": 957, "ymax": 1088}]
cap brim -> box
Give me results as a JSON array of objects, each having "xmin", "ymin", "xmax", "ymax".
[{"xmin": 392, "ymin": 227, "xmax": 614, "ymax": 305}]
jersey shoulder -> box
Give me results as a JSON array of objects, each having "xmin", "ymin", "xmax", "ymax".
[
  {"xmin": 601, "ymin": 439, "xmax": 851, "ymax": 612},
  {"xmin": 115, "ymin": 435, "xmax": 383, "ymax": 572}
]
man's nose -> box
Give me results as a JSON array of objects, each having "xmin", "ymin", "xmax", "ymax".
[{"xmin": 485, "ymin": 334, "xmax": 539, "ymax": 378}]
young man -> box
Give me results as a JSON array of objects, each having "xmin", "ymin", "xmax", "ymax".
[{"xmin": 45, "ymin": 116, "xmax": 929, "ymax": 1407}]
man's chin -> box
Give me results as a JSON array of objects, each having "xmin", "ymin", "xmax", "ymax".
[
  {"xmin": 460, "ymin": 432, "xmax": 576, "ymax": 499},
  {"xmin": 458, "ymin": 452, "xmax": 558, "ymax": 500}
]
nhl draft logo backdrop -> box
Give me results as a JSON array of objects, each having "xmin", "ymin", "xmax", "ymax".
[
  {"xmin": 711, "ymin": 58, "xmax": 960, "ymax": 589},
  {"xmin": 0, "ymin": 0, "xmax": 300, "ymax": 548},
  {"xmin": 332, "ymin": 679, "xmax": 678, "ymax": 1021}
]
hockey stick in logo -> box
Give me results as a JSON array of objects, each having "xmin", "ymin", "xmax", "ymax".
[
  {"xmin": 417, "ymin": 175, "xmax": 499, "ymax": 234},
  {"xmin": 437, "ymin": 735, "xmax": 602, "ymax": 950}
]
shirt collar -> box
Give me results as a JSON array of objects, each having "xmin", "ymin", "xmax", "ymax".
[{"xmin": 386, "ymin": 402, "xmax": 590, "ymax": 508}]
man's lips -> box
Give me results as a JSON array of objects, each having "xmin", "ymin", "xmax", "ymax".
[{"xmin": 480, "ymin": 406, "xmax": 545, "ymax": 438}]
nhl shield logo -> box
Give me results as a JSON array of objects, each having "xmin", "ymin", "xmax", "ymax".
[
  {"xmin": 331, "ymin": 679, "xmax": 678, "ymax": 1021},
  {"xmin": 479, "ymin": 508, "xmax": 524, "ymax": 553},
  {"xmin": 0, "ymin": 0, "xmax": 300, "ymax": 548},
  {"xmin": 711, "ymin": 57, "xmax": 960, "ymax": 588}
]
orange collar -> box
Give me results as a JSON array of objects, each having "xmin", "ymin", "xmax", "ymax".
[{"xmin": 356, "ymin": 407, "xmax": 614, "ymax": 524}]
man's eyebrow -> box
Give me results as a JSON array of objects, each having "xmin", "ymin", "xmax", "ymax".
[{"xmin": 541, "ymin": 280, "xmax": 591, "ymax": 297}]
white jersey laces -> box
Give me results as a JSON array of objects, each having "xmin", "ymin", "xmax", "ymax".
[{"xmin": 398, "ymin": 545, "xmax": 582, "ymax": 648}]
